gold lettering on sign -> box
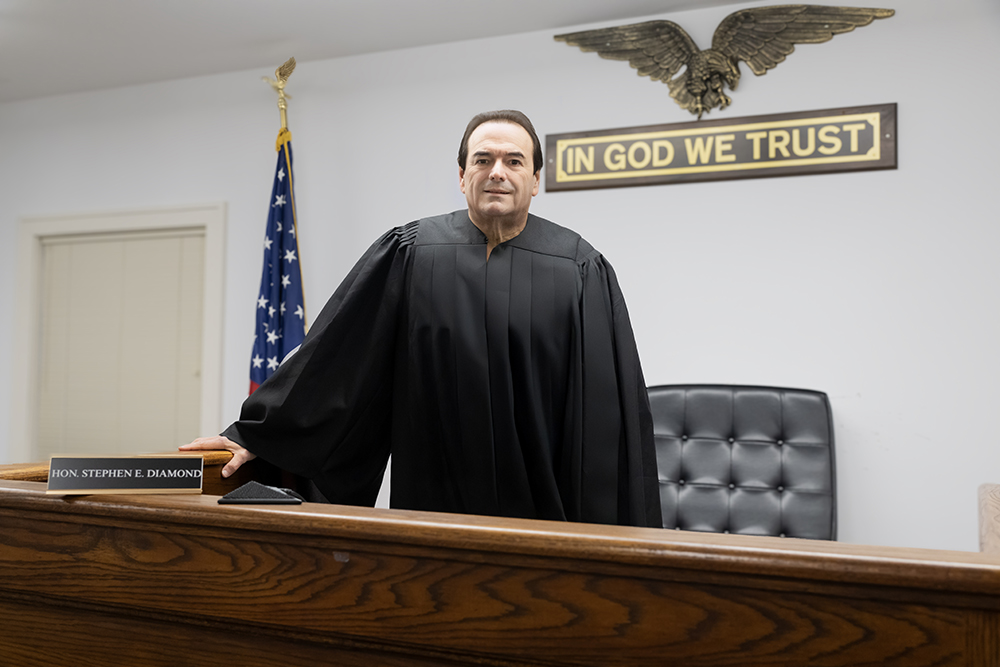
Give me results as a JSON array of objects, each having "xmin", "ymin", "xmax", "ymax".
[
  {"xmin": 685, "ymin": 136, "xmax": 714, "ymax": 165},
  {"xmin": 818, "ymin": 126, "xmax": 841, "ymax": 154},
  {"xmin": 746, "ymin": 131, "xmax": 767, "ymax": 160},
  {"xmin": 605, "ymin": 143, "xmax": 626, "ymax": 171},
  {"xmin": 715, "ymin": 134, "xmax": 736, "ymax": 163},
  {"xmin": 793, "ymin": 128, "xmax": 815, "ymax": 157},
  {"xmin": 769, "ymin": 130, "xmax": 790, "ymax": 159},
  {"xmin": 843, "ymin": 123, "xmax": 866, "ymax": 153},
  {"xmin": 653, "ymin": 140, "xmax": 674, "ymax": 167},
  {"xmin": 628, "ymin": 142, "xmax": 651, "ymax": 169},
  {"xmin": 575, "ymin": 146, "xmax": 594, "ymax": 173}
]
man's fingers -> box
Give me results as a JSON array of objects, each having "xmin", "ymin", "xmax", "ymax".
[
  {"xmin": 179, "ymin": 435, "xmax": 257, "ymax": 477},
  {"xmin": 179, "ymin": 435, "xmax": 234, "ymax": 452},
  {"xmin": 221, "ymin": 447, "xmax": 257, "ymax": 478}
]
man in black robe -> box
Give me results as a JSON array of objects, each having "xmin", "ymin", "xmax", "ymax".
[{"xmin": 183, "ymin": 110, "xmax": 661, "ymax": 527}]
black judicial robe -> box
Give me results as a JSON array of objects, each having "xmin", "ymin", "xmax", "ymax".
[{"xmin": 224, "ymin": 210, "xmax": 662, "ymax": 527}]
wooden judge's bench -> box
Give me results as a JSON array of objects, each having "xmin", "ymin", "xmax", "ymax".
[{"xmin": 1, "ymin": 456, "xmax": 999, "ymax": 666}]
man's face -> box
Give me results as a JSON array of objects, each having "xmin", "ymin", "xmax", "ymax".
[{"xmin": 460, "ymin": 121, "xmax": 539, "ymax": 225}]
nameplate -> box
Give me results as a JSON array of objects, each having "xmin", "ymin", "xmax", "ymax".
[
  {"xmin": 47, "ymin": 456, "xmax": 204, "ymax": 495},
  {"xmin": 545, "ymin": 103, "xmax": 896, "ymax": 190}
]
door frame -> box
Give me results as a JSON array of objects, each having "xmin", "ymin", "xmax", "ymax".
[{"xmin": 11, "ymin": 203, "xmax": 226, "ymax": 463}]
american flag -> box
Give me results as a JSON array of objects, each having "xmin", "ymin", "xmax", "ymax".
[{"xmin": 250, "ymin": 128, "xmax": 306, "ymax": 394}]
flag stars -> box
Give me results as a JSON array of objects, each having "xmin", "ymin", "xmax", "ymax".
[{"xmin": 251, "ymin": 145, "xmax": 304, "ymax": 390}]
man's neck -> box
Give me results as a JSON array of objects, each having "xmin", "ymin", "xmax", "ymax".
[{"xmin": 470, "ymin": 212, "xmax": 528, "ymax": 259}]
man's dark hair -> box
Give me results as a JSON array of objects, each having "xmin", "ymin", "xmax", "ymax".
[{"xmin": 458, "ymin": 110, "xmax": 544, "ymax": 175}]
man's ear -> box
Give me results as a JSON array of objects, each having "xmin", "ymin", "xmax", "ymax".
[{"xmin": 459, "ymin": 168, "xmax": 466, "ymax": 194}]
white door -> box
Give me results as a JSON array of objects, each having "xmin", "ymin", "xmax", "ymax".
[{"xmin": 36, "ymin": 229, "xmax": 205, "ymax": 457}]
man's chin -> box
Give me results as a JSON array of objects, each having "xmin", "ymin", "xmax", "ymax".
[
  {"xmin": 474, "ymin": 203, "xmax": 512, "ymax": 218},
  {"xmin": 469, "ymin": 204, "xmax": 530, "ymax": 226}
]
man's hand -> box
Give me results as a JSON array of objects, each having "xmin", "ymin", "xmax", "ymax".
[{"xmin": 179, "ymin": 435, "xmax": 257, "ymax": 478}]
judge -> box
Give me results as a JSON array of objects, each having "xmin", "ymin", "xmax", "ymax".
[{"xmin": 183, "ymin": 110, "xmax": 661, "ymax": 527}]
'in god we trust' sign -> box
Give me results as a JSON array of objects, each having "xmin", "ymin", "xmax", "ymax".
[{"xmin": 545, "ymin": 104, "xmax": 896, "ymax": 191}]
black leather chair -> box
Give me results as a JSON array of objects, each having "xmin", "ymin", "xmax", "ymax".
[{"xmin": 647, "ymin": 384, "xmax": 836, "ymax": 540}]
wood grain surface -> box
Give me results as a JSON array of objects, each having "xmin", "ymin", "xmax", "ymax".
[
  {"xmin": 1, "ymin": 479, "xmax": 998, "ymax": 666},
  {"xmin": 0, "ymin": 461, "xmax": 49, "ymax": 481}
]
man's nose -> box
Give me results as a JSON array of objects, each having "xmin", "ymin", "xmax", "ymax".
[{"xmin": 489, "ymin": 160, "xmax": 507, "ymax": 180}]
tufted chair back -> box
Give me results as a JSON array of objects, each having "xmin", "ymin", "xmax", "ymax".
[{"xmin": 648, "ymin": 384, "xmax": 836, "ymax": 540}]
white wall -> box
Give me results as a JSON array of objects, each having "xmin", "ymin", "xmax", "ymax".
[{"xmin": 1, "ymin": 0, "xmax": 997, "ymax": 551}]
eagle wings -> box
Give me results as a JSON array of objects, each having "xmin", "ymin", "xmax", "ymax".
[{"xmin": 554, "ymin": 5, "xmax": 894, "ymax": 118}]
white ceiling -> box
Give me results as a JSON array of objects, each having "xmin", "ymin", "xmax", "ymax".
[{"xmin": 0, "ymin": 0, "xmax": 744, "ymax": 104}]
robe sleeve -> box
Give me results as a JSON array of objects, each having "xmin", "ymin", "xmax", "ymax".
[
  {"xmin": 579, "ymin": 253, "xmax": 663, "ymax": 528},
  {"xmin": 222, "ymin": 222, "xmax": 415, "ymax": 506}
]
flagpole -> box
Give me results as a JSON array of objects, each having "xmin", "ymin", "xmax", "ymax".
[
  {"xmin": 250, "ymin": 58, "xmax": 307, "ymax": 394},
  {"xmin": 263, "ymin": 57, "xmax": 306, "ymax": 330}
]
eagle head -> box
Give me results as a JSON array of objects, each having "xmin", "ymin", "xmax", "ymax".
[{"xmin": 683, "ymin": 50, "xmax": 741, "ymax": 117}]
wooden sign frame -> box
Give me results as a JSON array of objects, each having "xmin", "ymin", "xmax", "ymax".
[
  {"xmin": 46, "ymin": 455, "xmax": 204, "ymax": 494},
  {"xmin": 545, "ymin": 103, "xmax": 896, "ymax": 191}
]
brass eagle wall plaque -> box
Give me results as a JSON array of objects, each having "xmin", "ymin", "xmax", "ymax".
[{"xmin": 555, "ymin": 5, "xmax": 894, "ymax": 118}]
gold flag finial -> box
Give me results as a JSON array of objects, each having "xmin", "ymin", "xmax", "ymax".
[{"xmin": 262, "ymin": 57, "xmax": 297, "ymax": 130}]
